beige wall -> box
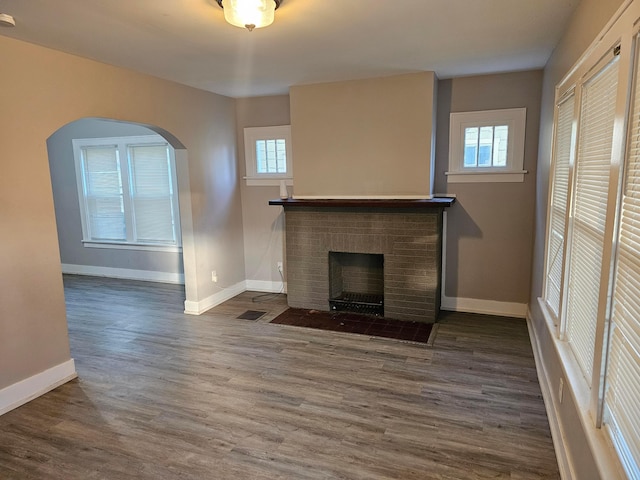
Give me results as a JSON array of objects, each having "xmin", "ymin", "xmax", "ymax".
[
  {"xmin": 529, "ymin": 0, "xmax": 626, "ymax": 477},
  {"xmin": 290, "ymin": 72, "xmax": 436, "ymax": 198},
  {"xmin": 236, "ymin": 95, "xmax": 290, "ymax": 286},
  {"xmin": 0, "ymin": 35, "xmax": 244, "ymax": 389},
  {"xmin": 435, "ymin": 70, "xmax": 543, "ymax": 305}
]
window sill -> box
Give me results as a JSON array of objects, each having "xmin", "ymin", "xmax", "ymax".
[
  {"xmin": 244, "ymin": 177, "xmax": 293, "ymax": 187},
  {"xmin": 82, "ymin": 241, "xmax": 182, "ymax": 253},
  {"xmin": 445, "ymin": 170, "xmax": 527, "ymax": 183}
]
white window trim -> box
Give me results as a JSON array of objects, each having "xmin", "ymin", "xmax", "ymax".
[
  {"xmin": 243, "ymin": 125, "xmax": 293, "ymax": 186},
  {"xmin": 446, "ymin": 108, "xmax": 528, "ymax": 183},
  {"xmin": 72, "ymin": 134, "xmax": 182, "ymax": 251}
]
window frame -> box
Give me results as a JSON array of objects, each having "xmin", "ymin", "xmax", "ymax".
[
  {"xmin": 243, "ymin": 125, "xmax": 293, "ymax": 186},
  {"xmin": 539, "ymin": 1, "xmax": 640, "ymax": 477},
  {"xmin": 72, "ymin": 135, "xmax": 182, "ymax": 253},
  {"xmin": 446, "ymin": 108, "xmax": 528, "ymax": 183}
]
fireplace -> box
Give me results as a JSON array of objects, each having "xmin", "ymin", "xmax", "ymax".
[
  {"xmin": 269, "ymin": 198, "xmax": 455, "ymax": 323},
  {"xmin": 329, "ymin": 252, "xmax": 384, "ymax": 315}
]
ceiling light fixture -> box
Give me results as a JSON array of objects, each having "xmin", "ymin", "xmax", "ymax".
[
  {"xmin": 0, "ymin": 13, "xmax": 15, "ymax": 27},
  {"xmin": 216, "ymin": 0, "xmax": 282, "ymax": 32}
]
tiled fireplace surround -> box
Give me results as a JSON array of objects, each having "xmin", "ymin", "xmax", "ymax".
[{"xmin": 274, "ymin": 201, "xmax": 452, "ymax": 323}]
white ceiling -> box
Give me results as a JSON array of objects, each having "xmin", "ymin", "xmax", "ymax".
[{"xmin": 0, "ymin": 0, "xmax": 579, "ymax": 98}]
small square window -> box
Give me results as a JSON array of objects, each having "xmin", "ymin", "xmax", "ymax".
[
  {"xmin": 244, "ymin": 125, "xmax": 292, "ymax": 186},
  {"xmin": 447, "ymin": 108, "xmax": 527, "ymax": 183}
]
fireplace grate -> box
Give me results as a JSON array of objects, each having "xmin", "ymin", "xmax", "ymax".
[{"xmin": 329, "ymin": 292, "xmax": 384, "ymax": 316}]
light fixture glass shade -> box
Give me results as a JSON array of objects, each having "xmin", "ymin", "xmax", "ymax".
[{"xmin": 223, "ymin": 0, "xmax": 276, "ymax": 30}]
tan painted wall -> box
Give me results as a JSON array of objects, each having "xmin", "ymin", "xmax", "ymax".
[
  {"xmin": 529, "ymin": 0, "xmax": 626, "ymax": 477},
  {"xmin": 0, "ymin": 35, "xmax": 244, "ymax": 389},
  {"xmin": 290, "ymin": 72, "xmax": 436, "ymax": 198},
  {"xmin": 236, "ymin": 95, "xmax": 290, "ymax": 285},
  {"xmin": 434, "ymin": 70, "xmax": 543, "ymax": 304}
]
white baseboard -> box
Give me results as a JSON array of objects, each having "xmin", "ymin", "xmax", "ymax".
[
  {"xmin": 246, "ymin": 279, "xmax": 287, "ymax": 294},
  {"xmin": 0, "ymin": 359, "xmax": 77, "ymax": 416},
  {"xmin": 62, "ymin": 264, "xmax": 185, "ymax": 285},
  {"xmin": 441, "ymin": 295, "xmax": 527, "ymax": 318},
  {"xmin": 184, "ymin": 281, "xmax": 246, "ymax": 315},
  {"xmin": 526, "ymin": 309, "xmax": 573, "ymax": 479}
]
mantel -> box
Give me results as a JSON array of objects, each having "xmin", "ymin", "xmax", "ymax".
[{"xmin": 269, "ymin": 197, "xmax": 455, "ymax": 209}]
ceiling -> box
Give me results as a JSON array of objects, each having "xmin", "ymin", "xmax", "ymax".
[{"xmin": 0, "ymin": 0, "xmax": 579, "ymax": 98}]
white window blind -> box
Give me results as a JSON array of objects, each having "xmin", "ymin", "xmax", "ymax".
[
  {"xmin": 81, "ymin": 145, "xmax": 126, "ymax": 241},
  {"xmin": 604, "ymin": 42, "xmax": 640, "ymax": 480},
  {"xmin": 128, "ymin": 144, "xmax": 177, "ymax": 244},
  {"xmin": 74, "ymin": 135, "xmax": 180, "ymax": 250},
  {"xmin": 545, "ymin": 94, "xmax": 575, "ymax": 319},
  {"xmin": 565, "ymin": 54, "xmax": 619, "ymax": 383}
]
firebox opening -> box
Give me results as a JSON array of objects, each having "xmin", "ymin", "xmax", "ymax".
[{"xmin": 329, "ymin": 252, "xmax": 384, "ymax": 316}]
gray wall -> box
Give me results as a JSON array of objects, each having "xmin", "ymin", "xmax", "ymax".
[
  {"xmin": 435, "ymin": 70, "xmax": 543, "ymax": 305},
  {"xmin": 236, "ymin": 95, "xmax": 290, "ymax": 287},
  {"xmin": 529, "ymin": 0, "xmax": 626, "ymax": 477},
  {"xmin": 47, "ymin": 118, "xmax": 184, "ymax": 277}
]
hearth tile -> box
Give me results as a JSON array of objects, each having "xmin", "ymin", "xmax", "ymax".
[
  {"xmin": 397, "ymin": 328, "xmax": 419, "ymax": 341},
  {"xmin": 270, "ymin": 308, "xmax": 433, "ymax": 344}
]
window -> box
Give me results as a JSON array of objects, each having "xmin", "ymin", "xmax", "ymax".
[
  {"xmin": 447, "ymin": 108, "xmax": 527, "ymax": 182},
  {"xmin": 603, "ymin": 36, "xmax": 640, "ymax": 480},
  {"xmin": 564, "ymin": 52, "xmax": 619, "ymax": 384},
  {"xmin": 540, "ymin": 2, "xmax": 640, "ymax": 477},
  {"xmin": 543, "ymin": 93, "xmax": 575, "ymax": 323},
  {"xmin": 243, "ymin": 125, "xmax": 292, "ymax": 186},
  {"xmin": 73, "ymin": 135, "xmax": 181, "ymax": 252}
]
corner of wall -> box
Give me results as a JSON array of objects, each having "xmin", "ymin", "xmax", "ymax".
[{"xmin": 0, "ymin": 360, "xmax": 77, "ymax": 416}]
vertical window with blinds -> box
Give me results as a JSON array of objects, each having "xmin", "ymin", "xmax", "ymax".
[
  {"xmin": 544, "ymin": 94, "xmax": 575, "ymax": 321},
  {"xmin": 74, "ymin": 135, "xmax": 181, "ymax": 249},
  {"xmin": 564, "ymin": 54, "xmax": 619, "ymax": 383},
  {"xmin": 128, "ymin": 144, "xmax": 178, "ymax": 245},
  {"xmin": 604, "ymin": 37, "xmax": 640, "ymax": 479},
  {"xmin": 541, "ymin": 3, "xmax": 640, "ymax": 476},
  {"xmin": 81, "ymin": 145, "xmax": 126, "ymax": 242}
]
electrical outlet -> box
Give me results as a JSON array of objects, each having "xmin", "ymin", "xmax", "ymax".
[
  {"xmin": 277, "ymin": 261, "xmax": 283, "ymax": 272},
  {"xmin": 558, "ymin": 378, "xmax": 564, "ymax": 404},
  {"xmin": 211, "ymin": 270, "xmax": 218, "ymax": 283}
]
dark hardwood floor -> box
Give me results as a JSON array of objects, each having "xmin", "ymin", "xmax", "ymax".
[{"xmin": 0, "ymin": 275, "xmax": 560, "ymax": 479}]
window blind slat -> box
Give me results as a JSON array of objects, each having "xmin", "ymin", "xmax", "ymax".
[{"xmin": 565, "ymin": 55, "xmax": 619, "ymax": 382}]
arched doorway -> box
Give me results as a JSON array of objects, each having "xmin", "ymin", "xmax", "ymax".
[{"xmin": 46, "ymin": 117, "xmax": 197, "ymax": 308}]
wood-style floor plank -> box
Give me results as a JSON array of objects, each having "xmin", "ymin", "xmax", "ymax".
[{"xmin": 0, "ymin": 276, "xmax": 559, "ymax": 479}]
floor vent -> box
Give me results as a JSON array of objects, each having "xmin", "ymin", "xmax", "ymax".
[{"xmin": 237, "ymin": 310, "xmax": 266, "ymax": 321}]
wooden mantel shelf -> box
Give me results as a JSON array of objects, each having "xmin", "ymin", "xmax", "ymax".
[{"xmin": 269, "ymin": 197, "xmax": 455, "ymax": 208}]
